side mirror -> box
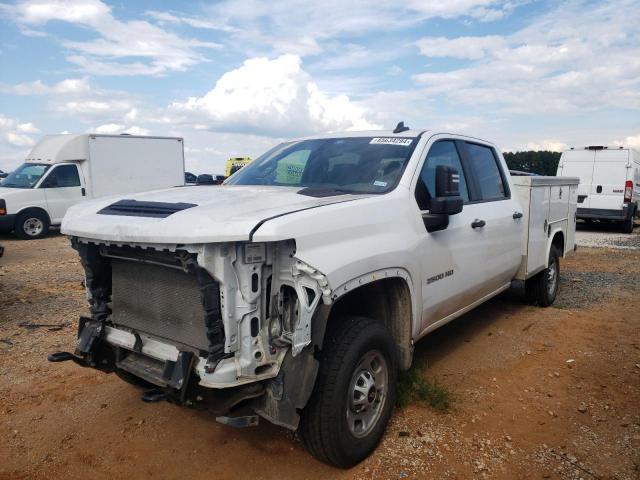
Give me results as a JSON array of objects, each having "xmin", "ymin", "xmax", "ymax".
[
  {"xmin": 429, "ymin": 165, "xmax": 463, "ymax": 215},
  {"xmin": 422, "ymin": 165, "xmax": 463, "ymax": 232}
]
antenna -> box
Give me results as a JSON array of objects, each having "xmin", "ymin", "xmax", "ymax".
[{"xmin": 393, "ymin": 121, "xmax": 409, "ymax": 134}]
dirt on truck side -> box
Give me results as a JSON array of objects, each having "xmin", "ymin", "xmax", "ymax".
[{"xmin": 0, "ymin": 231, "xmax": 639, "ymax": 480}]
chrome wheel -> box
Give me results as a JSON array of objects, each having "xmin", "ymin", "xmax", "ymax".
[
  {"xmin": 23, "ymin": 217, "xmax": 44, "ymax": 237},
  {"xmin": 346, "ymin": 350, "xmax": 388, "ymax": 438},
  {"xmin": 547, "ymin": 257, "xmax": 558, "ymax": 297}
]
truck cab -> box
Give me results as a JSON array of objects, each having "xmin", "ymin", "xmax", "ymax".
[
  {"xmin": 54, "ymin": 129, "xmax": 576, "ymax": 468},
  {"xmin": 0, "ymin": 134, "xmax": 185, "ymax": 239},
  {"xmin": 0, "ymin": 160, "xmax": 85, "ymax": 238}
]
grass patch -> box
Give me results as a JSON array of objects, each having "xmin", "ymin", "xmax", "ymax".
[{"xmin": 397, "ymin": 367, "xmax": 453, "ymax": 411}]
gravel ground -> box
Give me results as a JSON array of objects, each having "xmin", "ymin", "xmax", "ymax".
[
  {"xmin": 575, "ymin": 223, "xmax": 640, "ymax": 250},
  {"xmin": 1, "ymin": 234, "xmax": 639, "ymax": 480}
]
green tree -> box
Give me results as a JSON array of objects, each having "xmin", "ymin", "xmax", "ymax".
[{"xmin": 503, "ymin": 151, "xmax": 561, "ymax": 176}]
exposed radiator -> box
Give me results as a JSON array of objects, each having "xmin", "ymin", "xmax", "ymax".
[{"xmin": 111, "ymin": 259, "xmax": 209, "ymax": 351}]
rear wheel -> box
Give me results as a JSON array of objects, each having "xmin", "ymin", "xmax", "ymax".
[
  {"xmin": 299, "ymin": 316, "xmax": 398, "ymax": 468},
  {"xmin": 526, "ymin": 245, "xmax": 560, "ymax": 307},
  {"xmin": 15, "ymin": 210, "xmax": 49, "ymax": 240}
]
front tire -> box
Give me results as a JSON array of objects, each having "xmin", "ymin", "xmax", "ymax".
[
  {"xmin": 15, "ymin": 210, "xmax": 49, "ymax": 240},
  {"xmin": 526, "ymin": 245, "xmax": 560, "ymax": 307},
  {"xmin": 299, "ymin": 316, "xmax": 398, "ymax": 468}
]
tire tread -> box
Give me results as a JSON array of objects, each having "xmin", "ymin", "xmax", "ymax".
[{"xmin": 300, "ymin": 316, "xmax": 393, "ymax": 467}]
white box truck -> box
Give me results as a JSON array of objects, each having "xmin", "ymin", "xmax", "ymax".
[
  {"xmin": 0, "ymin": 134, "xmax": 185, "ymax": 239},
  {"xmin": 556, "ymin": 146, "xmax": 639, "ymax": 232},
  {"xmin": 51, "ymin": 127, "xmax": 578, "ymax": 467}
]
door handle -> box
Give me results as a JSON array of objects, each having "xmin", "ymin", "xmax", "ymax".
[
  {"xmin": 513, "ymin": 211, "xmax": 523, "ymax": 219},
  {"xmin": 471, "ymin": 219, "xmax": 486, "ymax": 229},
  {"xmin": 81, "ymin": 187, "xmax": 86, "ymax": 196}
]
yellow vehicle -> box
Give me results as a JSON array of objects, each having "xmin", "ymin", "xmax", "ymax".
[{"xmin": 225, "ymin": 157, "xmax": 252, "ymax": 177}]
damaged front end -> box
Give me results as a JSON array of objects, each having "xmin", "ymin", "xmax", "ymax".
[{"xmin": 49, "ymin": 237, "xmax": 332, "ymax": 429}]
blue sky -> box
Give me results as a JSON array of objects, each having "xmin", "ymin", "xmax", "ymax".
[{"xmin": 0, "ymin": 0, "xmax": 639, "ymax": 173}]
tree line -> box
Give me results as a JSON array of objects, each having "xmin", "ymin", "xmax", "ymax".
[{"xmin": 502, "ymin": 151, "xmax": 562, "ymax": 176}]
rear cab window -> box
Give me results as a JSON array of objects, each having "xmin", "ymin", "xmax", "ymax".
[{"xmin": 462, "ymin": 142, "xmax": 510, "ymax": 202}]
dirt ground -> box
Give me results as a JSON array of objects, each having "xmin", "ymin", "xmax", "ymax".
[{"xmin": 1, "ymin": 230, "xmax": 639, "ymax": 480}]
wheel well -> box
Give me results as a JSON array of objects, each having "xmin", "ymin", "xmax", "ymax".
[
  {"xmin": 551, "ymin": 230, "xmax": 564, "ymax": 256},
  {"xmin": 328, "ymin": 278, "xmax": 413, "ymax": 370},
  {"xmin": 16, "ymin": 207, "xmax": 51, "ymax": 225}
]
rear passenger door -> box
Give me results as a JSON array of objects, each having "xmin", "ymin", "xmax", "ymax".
[{"xmin": 459, "ymin": 141, "xmax": 523, "ymax": 291}]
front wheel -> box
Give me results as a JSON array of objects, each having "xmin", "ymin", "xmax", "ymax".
[
  {"xmin": 15, "ymin": 210, "xmax": 50, "ymax": 240},
  {"xmin": 526, "ymin": 245, "xmax": 560, "ymax": 307},
  {"xmin": 299, "ymin": 316, "xmax": 398, "ymax": 468}
]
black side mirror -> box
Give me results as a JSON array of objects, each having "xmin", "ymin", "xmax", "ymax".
[
  {"xmin": 429, "ymin": 165, "xmax": 463, "ymax": 215},
  {"xmin": 422, "ymin": 165, "xmax": 464, "ymax": 232}
]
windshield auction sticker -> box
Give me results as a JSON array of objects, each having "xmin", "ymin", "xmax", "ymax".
[{"xmin": 370, "ymin": 137, "xmax": 413, "ymax": 146}]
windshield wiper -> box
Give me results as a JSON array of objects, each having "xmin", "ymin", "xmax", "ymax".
[{"xmin": 297, "ymin": 186, "xmax": 357, "ymax": 198}]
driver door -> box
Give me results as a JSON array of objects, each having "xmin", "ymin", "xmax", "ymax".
[
  {"xmin": 415, "ymin": 139, "xmax": 492, "ymax": 332},
  {"xmin": 41, "ymin": 164, "xmax": 85, "ymax": 223}
]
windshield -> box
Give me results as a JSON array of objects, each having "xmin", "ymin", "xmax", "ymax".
[
  {"xmin": 226, "ymin": 136, "xmax": 419, "ymax": 194},
  {"xmin": 1, "ymin": 163, "xmax": 50, "ymax": 189}
]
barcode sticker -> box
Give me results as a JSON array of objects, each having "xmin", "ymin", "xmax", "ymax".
[{"xmin": 370, "ymin": 137, "xmax": 413, "ymax": 146}]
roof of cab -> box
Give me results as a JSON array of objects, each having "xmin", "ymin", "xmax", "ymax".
[{"xmin": 293, "ymin": 129, "xmax": 430, "ymax": 141}]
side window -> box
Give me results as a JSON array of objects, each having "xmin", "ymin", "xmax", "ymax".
[
  {"xmin": 415, "ymin": 141, "xmax": 469, "ymax": 210},
  {"xmin": 464, "ymin": 143, "xmax": 508, "ymax": 200},
  {"xmin": 43, "ymin": 165, "xmax": 81, "ymax": 188}
]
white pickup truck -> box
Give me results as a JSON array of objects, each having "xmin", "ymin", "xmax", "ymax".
[{"xmin": 52, "ymin": 128, "xmax": 578, "ymax": 467}]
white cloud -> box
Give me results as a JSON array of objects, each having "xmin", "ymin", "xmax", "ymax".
[
  {"xmin": 54, "ymin": 99, "xmax": 132, "ymax": 118},
  {"xmin": 0, "ymin": 115, "xmax": 39, "ymax": 149},
  {"xmin": 0, "ymin": 78, "xmax": 91, "ymax": 95},
  {"xmin": 145, "ymin": 10, "xmax": 238, "ymax": 32},
  {"xmin": 16, "ymin": 122, "xmax": 39, "ymax": 134},
  {"xmin": 170, "ymin": 54, "xmax": 380, "ymax": 136},
  {"xmin": 613, "ymin": 133, "xmax": 640, "ymax": 150},
  {"xmin": 94, "ymin": 123, "xmax": 123, "ymax": 134},
  {"xmin": 206, "ymin": 0, "xmax": 516, "ymax": 58},
  {"xmin": 93, "ymin": 123, "xmax": 150, "ymax": 136},
  {"xmin": 6, "ymin": 0, "xmax": 221, "ymax": 76},
  {"xmin": 123, "ymin": 126, "xmax": 150, "ymax": 136},
  {"xmin": 413, "ymin": 1, "xmax": 640, "ymax": 114},
  {"xmin": 524, "ymin": 140, "xmax": 567, "ymax": 152},
  {"xmin": 10, "ymin": 0, "xmax": 110, "ymax": 24},
  {"xmin": 5, "ymin": 132, "xmax": 35, "ymax": 147},
  {"xmin": 416, "ymin": 36, "xmax": 505, "ymax": 60}
]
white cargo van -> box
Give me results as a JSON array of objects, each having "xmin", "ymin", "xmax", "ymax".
[
  {"xmin": 557, "ymin": 146, "xmax": 640, "ymax": 232},
  {"xmin": 0, "ymin": 134, "xmax": 185, "ymax": 239}
]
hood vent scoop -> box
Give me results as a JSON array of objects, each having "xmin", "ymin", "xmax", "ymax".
[{"xmin": 98, "ymin": 199, "xmax": 197, "ymax": 218}]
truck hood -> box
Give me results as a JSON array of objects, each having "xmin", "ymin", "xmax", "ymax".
[{"xmin": 61, "ymin": 185, "xmax": 363, "ymax": 243}]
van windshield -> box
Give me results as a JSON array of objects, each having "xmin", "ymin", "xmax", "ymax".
[
  {"xmin": 225, "ymin": 137, "xmax": 419, "ymax": 195},
  {"xmin": 1, "ymin": 163, "xmax": 50, "ymax": 188}
]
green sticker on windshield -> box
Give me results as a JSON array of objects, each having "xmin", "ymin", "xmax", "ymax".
[{"xmin": 276, "ymin": 155, "xmax": 308, "ymax": 185}]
